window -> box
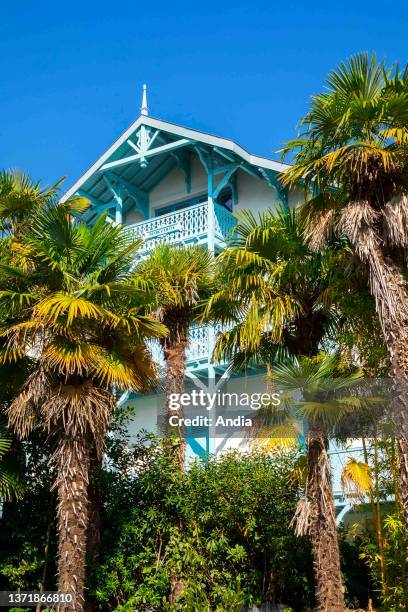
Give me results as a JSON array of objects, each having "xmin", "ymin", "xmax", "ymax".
[{"xmin": 216, "ymin": 187, "xmax": 233, "ymax": 211}]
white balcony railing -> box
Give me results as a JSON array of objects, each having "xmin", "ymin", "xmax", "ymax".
[
  {"xmin": 123, "ymin": 200, "xmax": 235, "ymax": 254},
  {"xmin": 122, "ymin": 200, "xmax": 234, "ymax": 366}
]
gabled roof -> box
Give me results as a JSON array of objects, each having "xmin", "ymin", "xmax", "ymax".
[{"xmin": 61, "ymin": 115, "xmax": 290, "ymax": 214}]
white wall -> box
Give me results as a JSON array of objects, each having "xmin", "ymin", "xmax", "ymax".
[
  {"xmin": 149, "ymin": 155, "xmax": 208, "ymax": 214},
  {"xmin": 126, "ymin": 395, "xmax": 162, "ymax": 439},
  {"xmin": 235, "ymin": 170, "xmax": 277, "ymax": 215},
  {"xmin": 288, "ymin": 184, "xmax": 304, "ymax": 209},
  {"xmin": 125, "ymin": 394, "xmax": 211, "ymax": 464},
  {"xmin": 124, "ymin": 208, "xmax": 144, "ymax": 225},
  {"xmin": 235, "ymin": 171, "xmax": 305, "ymax": 216}
]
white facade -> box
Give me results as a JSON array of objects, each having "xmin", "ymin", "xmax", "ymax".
[{"xmin": 62, "ymin": 106, "xmax": 364, "ymax": 519}]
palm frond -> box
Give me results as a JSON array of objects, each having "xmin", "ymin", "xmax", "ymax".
[{"xmin": 341, "ymin": 457, "xmax": 372, "ymax": 499}]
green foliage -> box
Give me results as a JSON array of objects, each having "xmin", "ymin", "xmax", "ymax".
[
  {"xmin": 0, "ymin": 200, "xmax": 165, "ymax": 401},
  {"xmin": 335, "ymin": 281, "xmax": 388, "ymax": 375},
  {"xmin": 134, "ymin": 243, "xmax": 215, "ymax": 321},
  {"xmin": 358, "ymin": 513, "xmax": 408, "ymax": 610},
  {"xmin": 207, "ymin": 204, "xmax": 349, "ymax": 369},
  {"xmin": 346, "ymin": 437, "xmax": 408, "ymax": 610},
  {"xmin": 0, "ymin": 169, "xmax": 64, "ymax": 235},
  {"xmin": 0, "ymin": 415, "xmax": 24, "ymax": 501},
  {"xmin": 89, "ymin": 435, "xmax": 315, "ymax": 610},
  {"xmin": 0, "ymin": 432, "xmax": 57, "ymax": 593},
  {"xmin": 0, "ymin": 418, "xmax": 376, "ymax": 610},
  {"xmin": 0, "ymin": 355, "xmax": 35, "ymax": 502},
  {"xmin": 282, "ymin": 53, "xmax": 408, "ymax": 195}
]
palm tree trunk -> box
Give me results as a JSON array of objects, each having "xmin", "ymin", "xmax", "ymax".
[
  {"xmin": 343, "ymin": 206, "xmax": 408, "ymax": 537},
  {"xmin": 361, "ymin": 243, "xmax": 408, "ymax": 536},
  {"xmin": 86, "ymin": 443, "xmax": 101, "ymax": 564},
  {"xmin": 84, "ymin": 444, "xmax": 102, "ymax": 612},
  {"xmin": 307, "ymin": 434, "xmax": 344, "ymax": 612},
  {"xmin": 55, "ymin": 432, "xmax": 90, "ymax": 612},
  {"xmin": 162, "ymin": 322, "xmax": 188, "ymax": 472},
  {"xmin": 162, "ymin": 319, "xmax": 188, "ymax": 605},
  {"xmin": 290, "ymin": 318, "xmax": 344, "ymax": 609}
]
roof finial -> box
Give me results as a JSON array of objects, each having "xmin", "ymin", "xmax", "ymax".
[{"xmin": 141, "ymin": 83, "xmax": 148, "ymax": 116}]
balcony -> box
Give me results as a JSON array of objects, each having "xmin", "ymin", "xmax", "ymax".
[{"xmin": 122, "ymin": 200, "xmax": 236, "ymax": 254}]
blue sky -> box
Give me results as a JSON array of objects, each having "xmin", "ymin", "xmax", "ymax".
[{"xmin": 1, "ymin": 1, "xmax": 407, "ymax": 189}]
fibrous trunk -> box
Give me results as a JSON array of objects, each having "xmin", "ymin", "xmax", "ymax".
[
  {"xmin": 162, "ymin": 317, "xmax": 188, "ymax": 604},
  {"xmin": 341, "ymin": 203, "xmax": 408, "ymax": 537},
  {"xmin": 307, "ymin": 435, "xmax": 344, "ymax": 612},
  {"xmin": 55, "ymin": 432, "xmax": 90, "ymax": 611},
  {"xmin": 84, "ymin": 444, "xmax": 102, "ymax": 612},
  {"xmin": 365, "ymin": 244, "xmax": 408, "ymax": 536},
  {"xmin": 162, "ymin": 319, "xmax": 188, "ymax": 472}
]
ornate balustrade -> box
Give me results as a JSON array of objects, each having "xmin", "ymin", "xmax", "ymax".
[
  {"xmin": 124, "ymin": 201, "xmax": 235, "ymax": 365},
  {"xmin": 122, "ymin": 200, "xmax": 235, "ymax": 254},
  {"xmin": 214, "ymin": 203, "xmax": 236, "ymax": 241}
]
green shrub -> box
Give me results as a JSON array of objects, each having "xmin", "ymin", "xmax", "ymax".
[{"xmin": 89, "ymin": 437, "xmax": 314, "ymax": 610}]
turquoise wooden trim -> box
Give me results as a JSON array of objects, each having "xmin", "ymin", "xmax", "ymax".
[
  {"xmin": 140, "ymin": 156, "xmax": 177, "ymax": 191},
  {"xmin": 77, "ymin": 190, "xmax": 115, "ymax": 212},
  {"xmin": 213, "ymin": 146, "xmax": 235, "ymax": 162},
  {"xmin": 171, "ymin": 150, "xmax": 191, "ymax": 193},
  {"xmin": 213, "ymin": 164, "xmax": 240, "ymax": 199},
  {"xmin": 126, "ymin": 138, "xmax": 140, "ymax": 153},
  {"xmin": 230, "ymin": 173, "xmax": 238, "ymax": 206},
  {"xmin": 194, "ymin": 145, "xmax": 211, "ymax": 174},
  {"xmin": 102, "ymin": 175, "xmax": 121, "ymax": 204},
  {"xmin": 107, "ymin": 172, "xmax": 147, "ymax": 201},
  {"xmin": 98, "ymin": 138, "xmax": 194, "ymax": 172},
  {"xmin": 186, "ymin": 432, "xmax": 207, "ymax": 457},
  {"xmin": 258, "ymin": 168, "xmax": 288, "ymax": 204},
  {"xmin": 213, "ymin": 162, "xmax": 238, "ymax": 175},
  {"xmin": 240, "ymin": 163, "xmax": 262, "ymax": 180},
  {"xmin": 106, "ymin": 172, "xmax": 149, "ymax": 218},
  {"xmin": 102, "ymin": 175, "xmax": 123, "ymax": 224}
]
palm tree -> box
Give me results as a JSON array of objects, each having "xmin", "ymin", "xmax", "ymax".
[
  {"xmin": 341, "ymin": 456, "xmax": 373, "ymax": 500},
  {"xmin": 207, "ymin": 203, "xmax": 344, "ymax": 366},
  {"xmin": 206, "ymin": 207, "xmax": 361, "ymax": 609},
  {"xmin": 0, "ymin": 202, "xmax": 165, "ymax": 610},
  {"xmin": 0, "ymin": 416, "xmax": 24, "ymax": 502},
  {"xmin": 270, "ymin": 354, "xmax": 363, "ymax": 611},
  {"xmin": 135, "ymin": 244, "xmax": 214, "ymax": 471},
  {"xmin": 0, "ymin": 170, "xmax": 109, "ymax": 583},
  {"xmin": 281, "ymin": 53, "xmax": 408, "ymax": 533},
  {"xmin": 0, "ymin": 169, "xmax": 63, "ymax": 236},
  {"xmin": 0, "ymin": 356, "xmax": 35, "ymax": 514}
]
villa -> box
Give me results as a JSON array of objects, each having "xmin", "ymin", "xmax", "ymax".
[{"xmin": 61, "ymin": 86, "xmax": 364, "ymax": 523}]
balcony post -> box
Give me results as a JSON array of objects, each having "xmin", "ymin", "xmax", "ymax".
[
  {"xmin": 102, "ymin": 175, "xmax": 123, "ymax": 225},
  {"xmin": 207, "ymin": 362, "xmax": 217, "ymax": 455},
  {"xmin": 207, "ymin": 165, "xmax": 215, "ymax": 253},
  {"xmin": 115, "ymin": 196, "xmax": 123, "ymax": 225}
]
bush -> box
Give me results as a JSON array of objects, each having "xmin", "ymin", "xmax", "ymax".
[
  {"xmin": 0, "ymin": 424, "xmax": 375, "ymax": 611},
  {"xmin": 0, "ymin": 433, "xmax": 57, "ymax": 594},
  {"xmin": 89, "ymin": 437, "xmax": 314, "ymax": 611}
]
